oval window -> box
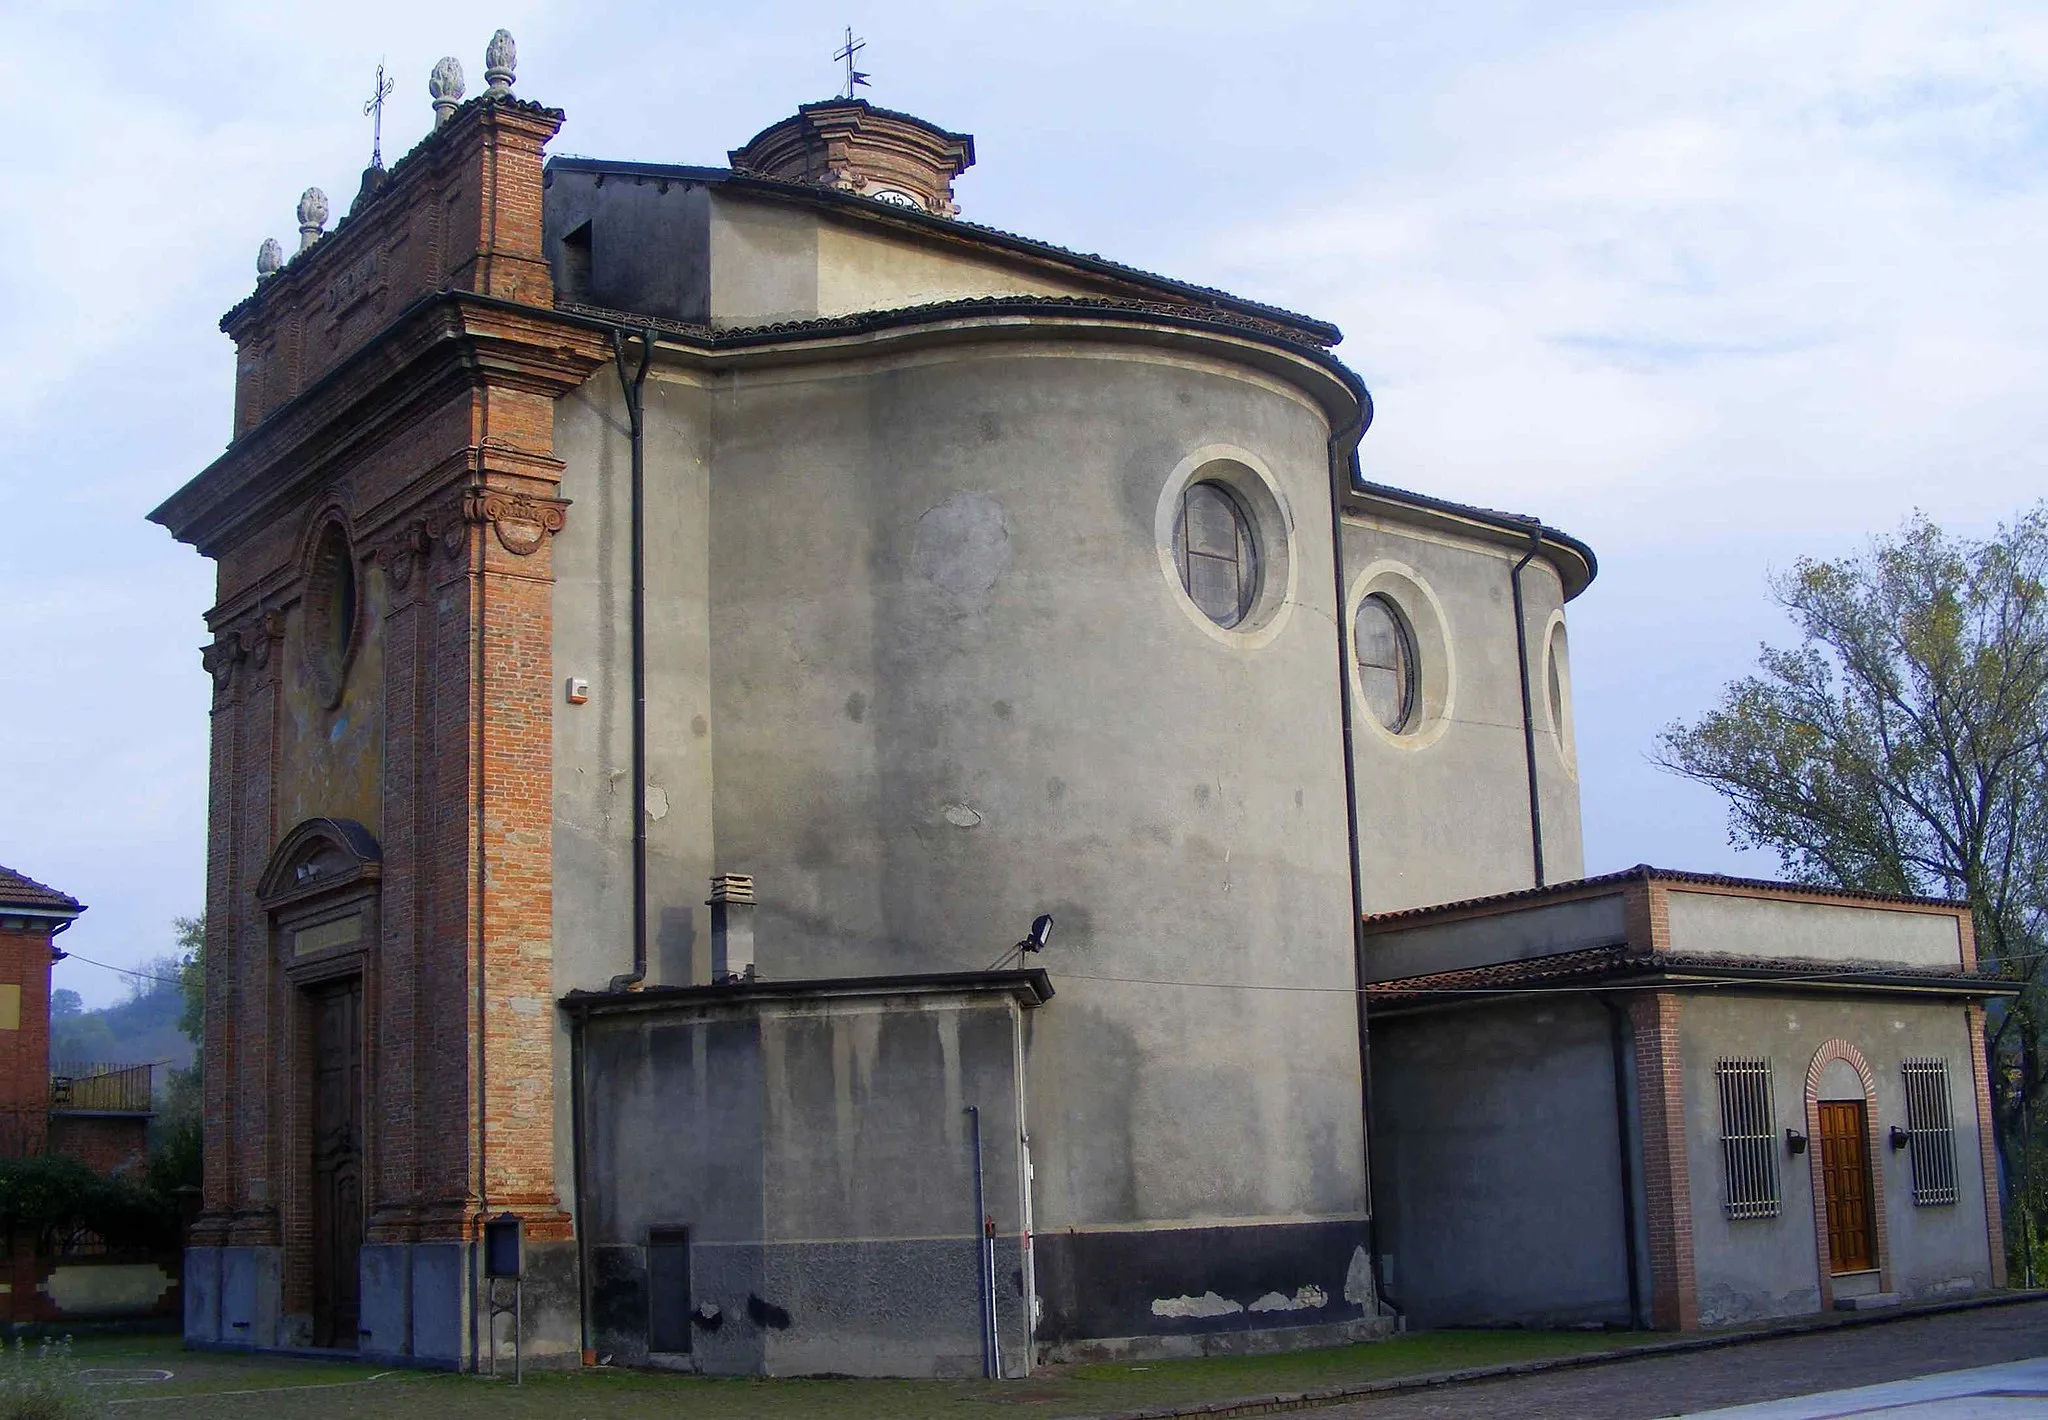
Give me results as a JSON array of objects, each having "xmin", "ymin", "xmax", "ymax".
[
  {"xmin": 305, "ymin": 521, "xmax": 358, "ymax": 708},
  {"xmin": 1545, "ymin": 619, "xmax": 1573, "ymax": 770},
  {"xmin": 1173, "ymin": 481, "xmax": 1259, "ymax": 628},
  {"xmin": 1354, "ymin": 593, "xmax": 1417, "ymax": 732}
]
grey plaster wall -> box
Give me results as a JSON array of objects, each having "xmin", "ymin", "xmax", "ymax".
[
  {"xmin": 1362, "ymin": 893, "xmax": 1627, "ymax": 982},
  {"xmin": 544, "ymin": 168, "xmax": 714, "ymax": 324},
  {"xmin": 1676, "ymin": 994, "xmax": 1995, "ymax": 1327},
  {"xmin": 578, "ymin": 991, "xmax": 1030, "ymax": 1376},
  {"xmin": 1369, "ymin": 999, "xmax": 1637, "ymax": 1328},
  {"xmin": 1664, "ymin": 893, "xmax": 1967, "ymax": 970},
  {"xmin": 1340, "ymin": 515, "xmax": 1584, "ymax": 915},
  {"xmin": 553, "ymin": 333, "xmax": 1369, "ymax": 1278}
]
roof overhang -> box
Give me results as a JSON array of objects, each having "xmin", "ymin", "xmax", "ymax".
[
  {"xmin": 561, "ymin": 967, "xmax": 1054, "ymax": 1019},
  {"xmin": 1342, "ymin": 482, "xmax": 1597, "ymax": 601}
]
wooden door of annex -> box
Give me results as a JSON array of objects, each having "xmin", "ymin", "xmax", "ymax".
[
  {"xmin": 310, "ymin": 977, "xmax": 364, "ymax": 1348},
  {"xmin": 1818, "ymin": 1098, "xmax": 1876, "ymax": 1274}
]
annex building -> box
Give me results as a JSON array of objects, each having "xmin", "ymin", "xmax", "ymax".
[{"xmin": 149, "ymin": 29, "xmax": 2010, "ymax": 1375}]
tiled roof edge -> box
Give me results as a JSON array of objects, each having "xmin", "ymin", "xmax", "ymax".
[{"xmin": 1363, "ymin": 865, "xmax": 1966, "ymax": 927}]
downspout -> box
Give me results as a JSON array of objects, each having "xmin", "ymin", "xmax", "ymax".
[
  {"xmin": 1510, "ymin": 523, "xmax": 1547, "ymax": 889},
  {"xmin": 1601, "ymin": 999, "xmax": 1644, "ymax": 1328},
  {"xmin": 569, "ymin": 1001, "xmax": 593, "ymax": 1360},
  {"xmin": 608, "ymin": 328, "xmax": 657, "ymax": 992},
  {"xmin": 1327, "ymin": 395, "xmax": 1402, "ymax": 1321}
]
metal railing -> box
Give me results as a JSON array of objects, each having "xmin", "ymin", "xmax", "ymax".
[{"xmin": 49, "ymin": 1062, "xmax": 155, "ymax": 1113}]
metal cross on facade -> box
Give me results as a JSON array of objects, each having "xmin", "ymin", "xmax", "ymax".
[
  {"xmin": 364, "ymin": 61, "xmax": 397, "ymax": 168},
  {"xmin": 833, "ymin": 28, "xmax": 870, "ymax": 100}
]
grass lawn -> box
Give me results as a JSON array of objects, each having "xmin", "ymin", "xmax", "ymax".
[{"xmin": 54, "ymin": 1327, "xmax": 1658, "ymax": 1418}]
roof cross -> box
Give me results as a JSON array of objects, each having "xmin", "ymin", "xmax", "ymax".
[
  {"xmin": 833, "ymin": 27, "xmax": 870, "ymax": 100},
  {"xmin": 364, "ymin": 61, "xmax": 396, "ymax": 168}
]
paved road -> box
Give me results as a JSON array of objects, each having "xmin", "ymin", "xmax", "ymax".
[
  {"xmin": 1313, "ymin": 1300, "xmax": 2048, "ymax": 1419},
  {"xmin": 1685, "ymin": 1355, "xmax": 2048, "ymax": 1417}
]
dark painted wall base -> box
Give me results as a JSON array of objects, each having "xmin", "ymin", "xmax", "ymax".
[{"xmin": 1033, "ymin": 1218, "xmax": 1378, "ymax": 1346}]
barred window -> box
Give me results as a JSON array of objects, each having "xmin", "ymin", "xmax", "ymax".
[
  {"xmin": 1902, "ymin": 1059, "xmax": 1959, "ymax": 1206},
  {"xmin": 1716, "ymin": 1058, "xmax": 1781, "ymax": 1219}
]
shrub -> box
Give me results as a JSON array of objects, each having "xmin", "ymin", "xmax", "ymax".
[
  {"xmin": 0, "ymin": 1156, "xmax": 177, "ymax": 1257},
  {"xmin": 0, "ymin": 1337, "xmax": 99, "ymax": 1420}
]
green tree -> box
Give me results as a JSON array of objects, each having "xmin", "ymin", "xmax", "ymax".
[
  {"xmin": 1658, "ymin": 505, "xmax": 2048, "ymax": 1260},
  {"xmin": 150, "ymin": 916, "xmax": 205, "ymax": 1197}
]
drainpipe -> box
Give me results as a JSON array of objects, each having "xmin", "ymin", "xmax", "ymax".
[
  {"xmin": 1601, "ymin": 999, "xmax": 1645, "ymax": 1328},
  {"xmin": 1326, "ymin": 397, "xmax": 1402, "ymax": 1322},
  {"xmin": 568, "ymin": 1000, "xmax": 594, "ymax": 1361},
  {"xmin": 608, "ymin": 328, "xmax": 657, "ymax": 992},
  {"xmin": 1510, "ymin": 523, "xmax": 1546, "ymax": 889}
]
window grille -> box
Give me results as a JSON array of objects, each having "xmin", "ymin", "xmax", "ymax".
[
  {"xmin": 1716, "ymin": 1058, "xmax": 1780, "ymax": 1219},
  {"xmin": 1902, "ymin": 1059, "xmax": 1958, "ymax": 1206}
]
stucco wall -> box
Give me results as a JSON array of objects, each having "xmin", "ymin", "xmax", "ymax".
[
  {"xmin": 1664, "ymin": 893, "xmax": 1967, "ymax": 971},
  {"xmin": 1361, "ymin": 893, "xmax": 1626, "ymax": 982},
  {"xmin": 1369, "ymin": 999, "xmax": 1637, "ymax": 1328},
  {"xmin": 578, "ymin": 991, "xmax": 1030, "ymax": 1377},
  {"xmin": 1340, "ymin": 515, "xmax": 1584, "ymax": 914},
  {"xmin": 1676, "ymin": 994, "xmax": 1994, "ymax": 1326},
  {"xmin": 552, "ymin": 323, "xmax": 1373, "ymax": 1346}
]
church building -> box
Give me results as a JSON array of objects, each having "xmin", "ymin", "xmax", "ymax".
[{"xmin": 150, "ymin": 30, "xmax": 2011, "ymax": 1375}]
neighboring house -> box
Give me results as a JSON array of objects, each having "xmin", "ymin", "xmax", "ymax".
[
  {"xmin": 147, "ymin": 28, "xmax": 2007, "ymax": 1376},
  {"xmin": 0, "ymin": 865, "xmax": 173, "ymax": 1326}
]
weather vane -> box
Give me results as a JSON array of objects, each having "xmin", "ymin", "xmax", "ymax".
[
  {"xmin": 364, "ymin": 60, "xmax": 396, "ymax": 168},
  {"xmin": 833, "ymin": 27, "xmax": 870, "ymax": 100}
]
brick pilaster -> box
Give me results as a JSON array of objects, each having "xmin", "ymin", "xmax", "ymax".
[
  {"xmin": 1630, "ymin": 990, "xmax": 1697, "ymax": 1329},
  {"xmin": 1966, "ymin": 1004, "xmax": 2008, "ymax": 1287}
]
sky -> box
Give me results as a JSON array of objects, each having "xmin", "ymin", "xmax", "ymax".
[{"xmin": 3, "ymin": 1, "xmax": 2044, "ymax": 1005}]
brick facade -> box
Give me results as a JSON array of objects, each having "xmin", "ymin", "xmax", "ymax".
[
  {"xmin": 153, "ymin": 84, "xmax": 607, "ymax": 1339},
  {"xmin": 46, "ymin": 1114, "xmax": 150, "ymax": 1178},
  {"xmin": 0, "ymin": 925, "xmax": 55, "ymax": 1159}
]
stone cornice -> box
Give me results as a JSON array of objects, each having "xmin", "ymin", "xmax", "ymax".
[{"xmin": 153, "ymin": 293, "xmax": 608, "ymax": 559}]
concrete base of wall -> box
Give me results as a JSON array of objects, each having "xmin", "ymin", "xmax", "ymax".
[
  {"xmin": 1039, "ymin": 1314, "xmax": 1394, "ymax": 1366},
  {"xmin": 591, "ymin": 1234, "xmax": 1030, "ymax": 1378},
  {"xmin": 182, "ymin": 1245, "xmax": 282, "ymax": 1349},
  {"xmin": 186, "ymin": 1239, "xmax": 580, "ymax": 1371}
]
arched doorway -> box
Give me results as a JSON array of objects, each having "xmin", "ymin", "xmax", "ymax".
[
  {"xmin": 257, "ymin": 818, "xmax": 381, "ymax": 1349},
  {"xmin": 1804, "ymin": 1040, "xmax": 1890, "ymax": 1304}
]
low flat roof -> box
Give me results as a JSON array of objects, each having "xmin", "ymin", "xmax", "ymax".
[
  {"xmin": 1366, "ymin": 944, "xmax": 2012, "ymax": 1010},
  {"xmin": 560, "ymin": 967, "xmax": 1053, "ymax": 1016},
  {"xmin": 1362, "ymin": 864, "xmax": 1963, "ymax": 931}
]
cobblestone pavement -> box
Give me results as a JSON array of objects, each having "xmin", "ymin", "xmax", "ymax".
[{"xmin": 1310, "ymin": 1300, "xmax": 2048, "ymax": 1419}]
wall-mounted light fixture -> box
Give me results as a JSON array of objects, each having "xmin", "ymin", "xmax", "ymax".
[
  {"xmin": 1889, "ymin": 1125, "xmax": 1911, "ymax": 1151},
  {"xmin": 1785, "ymin": 1127, "xmax": 1808, "ymax": 1154}
]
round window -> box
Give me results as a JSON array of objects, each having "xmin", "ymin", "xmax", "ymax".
[
  {"xmin": 1354, "ymin": 593, "xmax": 1417, "ymax": 733},
  {"xmin": 1172, "ymin": 481, "xmax": 1259, "ymax": 629}
]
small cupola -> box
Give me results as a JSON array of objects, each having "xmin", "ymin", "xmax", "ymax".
[{"xmin": 729, "ymin": 99, "xmax": 975, "ymax": 217}]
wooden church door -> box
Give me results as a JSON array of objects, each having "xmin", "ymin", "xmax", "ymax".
[
  {"xmin": 1817, "ymin": 1099, "xmax": 1876, "ymax": 1274},
  {"xmin": 310, "ymin": 977, "xmax": 364, "ymax": 1347}
]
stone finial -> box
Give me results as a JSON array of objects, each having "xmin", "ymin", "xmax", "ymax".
[
  {"xmin": 484, "ymin": 29, "xmax": 516, "ymax": 96},
  {"xmin": 296, "ymin": 188, "xmax": 330, "ymax": 251},
  {"xmin": 429, "ymin": 56, "xmax": 465, "ymax": 126},
  {"xmin": 256, "ymin": 237, "xmax": 283, "ymax": 280}
]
